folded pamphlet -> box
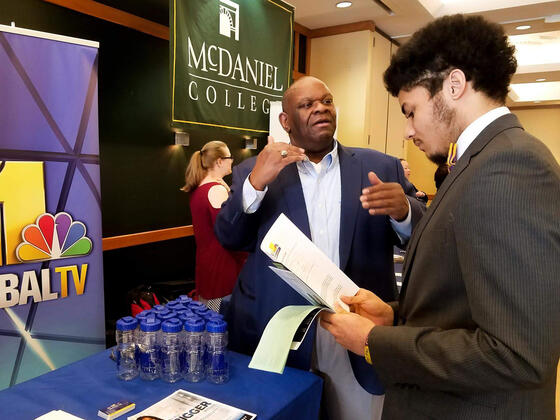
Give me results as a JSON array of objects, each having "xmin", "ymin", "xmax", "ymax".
[{"xmin": 249, "ymin": 213, "xmax": 359, "ymax": 373}]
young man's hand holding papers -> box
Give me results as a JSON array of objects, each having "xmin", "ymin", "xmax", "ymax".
[{"xmin": 248, "ymin": 213, "xmax": 359, "ymax": 374}]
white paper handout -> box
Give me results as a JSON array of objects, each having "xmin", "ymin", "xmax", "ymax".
[
  {"xmin": 260, "ymin": 213, "xmax": 359, "ymax": 311},
  {"xmin": 129, "ymin": 389, "xmax": 256, "ymax": 420}
]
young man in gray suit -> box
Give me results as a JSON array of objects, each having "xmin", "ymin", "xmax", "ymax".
[{"xmin": 321, "ymin": 14, "xmax": 560, "ymax": 419}]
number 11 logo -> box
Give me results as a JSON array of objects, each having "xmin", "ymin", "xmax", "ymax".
[
  {"xmin": 0, "ymin": 161, "xmax": 92, "ymax": 266},
  {"xmin": 0, "ymin": 161, "xmax": 46, "ymax": 266}
]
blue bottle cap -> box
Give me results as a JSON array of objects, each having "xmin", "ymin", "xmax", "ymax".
[
  {"xmin": 178, "ymin": 295, "xmax": 192, "ymax": 304},
  {"xmin": 188, "ymin": 301, "xmax": 206, "ymax": 311},
  {"xmin": 161, "ymin": 318, "xmax": 183, "ymax": 333},
  {"xmin": 194, "ymin": 307, "xmax": 212, "ymax": 319},
  {"xmin": 206, "ymin": 319, "xmax": 227, "ymax": 333},
  {"xmin": 177, "ymin": 311, "xmax": 195, "ymax": 322},
  {"xmin": 135, "ymin": 310, "xmax": 153, "ymax": 321},
  {"xmin": 208, "ymin": 313, "xmax": 224, "ymax": 322},
  {"xmin": 184, "ymin": 317, "xmax": 205, "ymax": 332},
  {"xmin": 175, "ymin": 308, "xmax": 194, "ymax": 316},
  {"xmin": 116, "ymin": 316, "xmax": 138, "ymax": 331},
  {"xmin": 151, "ymin": 304, "xmax": 168, "ymax": 314},
  {"xmin": 166, "ymin": 302, "xmax": 188, "ymax": 311},
  {"xmin": 157, "ymin": 311, "xmax": 178, "ymax": 321},
  {"xmin": 140, "ymin": 317, "xmax": 161, "ymax": 332}
]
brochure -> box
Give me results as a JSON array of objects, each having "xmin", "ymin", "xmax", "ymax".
[
  {"xmin": 128, "ymin": 389, "xmax": 256, "ymax": 420},
  {"xmin": 249, "ymin": 213, "xmax": 359, "ymax": 373},
  {"xmin": 262, "ymin": 213, "xmax": 359, "ymax": 311}
]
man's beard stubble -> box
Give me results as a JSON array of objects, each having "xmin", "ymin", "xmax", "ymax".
[{"xmin": 428, "ymin": 93, "xmax": 461, "ymax": 166}]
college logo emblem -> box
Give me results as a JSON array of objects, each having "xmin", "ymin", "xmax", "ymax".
[
  {"xmin": 219, "ymin": 0, "xmax": 240, "ymax": 41},
  {"xmin": 16, "ymin": 212, "xmax": 92, "ymax": 263}
]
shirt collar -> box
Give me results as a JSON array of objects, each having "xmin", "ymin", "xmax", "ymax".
[
  {"xmin": 456, "ymin": 106, "xmax": 510, "ymax": 160},
  {"xmin": 297, "ymin": 139, "xmax": 338, "ymax": 175}
]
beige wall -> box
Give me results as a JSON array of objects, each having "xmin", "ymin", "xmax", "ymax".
[
  {"xmin": 406, "ymin": 140, "xmax": 438, "ymax": 195},
  {"xmin": 309, "ymin": 30, "xmax": 405, "ymax": 159},
  {"xmin": 367, "ymin": 32, "xmax": 391, "ymax": 152},
  {"xmin": 513, "ymin": 106, "xmax": 560, "ymax": 163},
  {"xmin": 386, "ymin": 43, "xmax": 407, "ymax": 159},
  {"xmin": 309, "ymin": 31, "xmax": 372, "ymax": 147}
]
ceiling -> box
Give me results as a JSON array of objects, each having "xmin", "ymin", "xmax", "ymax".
[{"xmin": 288, "ymin": 0, "xmax": 560, "ymax": 107}]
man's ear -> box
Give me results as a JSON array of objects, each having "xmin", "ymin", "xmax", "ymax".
[
  {"xmin": 448, "ymin": 69, "xmax": 466, "ymax": 100},
  {"xmin": 279, "ymin": 112, "xmax": 290, "ymax": 133}
]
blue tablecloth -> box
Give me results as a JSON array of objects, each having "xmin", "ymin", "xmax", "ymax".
[{"xmin": 0, "ymin": 349, "xmax": 322, "ymax": 419}]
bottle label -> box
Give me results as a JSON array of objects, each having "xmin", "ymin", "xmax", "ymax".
[{"xmin": 140, "ymin": 349, "xmax": 159, "ymax": 374}]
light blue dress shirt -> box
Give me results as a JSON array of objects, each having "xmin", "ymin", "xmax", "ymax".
[{"xmin": 242, "ymin": 141, "xmax": 412, "ymax": 263}]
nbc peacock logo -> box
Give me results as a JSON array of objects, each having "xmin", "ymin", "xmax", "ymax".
[{"xmin": 16, "ymin": 212, "xmax": 92, "ymax": 263}]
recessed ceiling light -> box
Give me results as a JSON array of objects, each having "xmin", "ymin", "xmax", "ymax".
[
  {"xmin": 336, "ymin": 1, "xmax": 352, "ymax": 8},
  {"xmin": 536, "ymin": 78, "xmax": 546, "ymax": 82},
  {"xmin": 516, "ymin": 25, "xmax": 531, "ymax": 30}
]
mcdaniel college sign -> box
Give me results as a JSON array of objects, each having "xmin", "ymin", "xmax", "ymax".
[{"xmin": 171, "ymin": 0, "xmax": 294, "ymax": 133}]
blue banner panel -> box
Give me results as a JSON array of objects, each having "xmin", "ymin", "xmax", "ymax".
[{"xmin": 0, "ymin": 26, "xmax": 105, "ymax": 390}]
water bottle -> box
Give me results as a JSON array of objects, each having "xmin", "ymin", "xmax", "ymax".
[
  {"xmin": 135, "ymin": 309, "xmax": 154, "ymax": 323},
  {"xmin": 206, "ymin": 319, "xmax": 229, "ymax": 384},
  {"xmin": 138, "ymin": 317, "xmax": 161, "ymax": 381},
  {"xmin": 183, "ymin": 317, "xmax": 206, "ymax": 382},
  {"xmin": 115, "ymin": 316, "xmax": 138, "ymax": 381},
  {"xmin": 160, "ymin": 318, "xmax": 183, "ymax": 383}
]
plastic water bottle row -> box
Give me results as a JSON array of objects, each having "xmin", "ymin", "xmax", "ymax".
[{"xmin": 115, "ymin": 295, "xmax": 229, "ymax": 384}]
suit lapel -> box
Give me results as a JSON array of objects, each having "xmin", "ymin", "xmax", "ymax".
[
  {"xmin": 338, "ymin": 144, "xmax": 361, "ymax": 270},
  {"xmin": 400, "ymin": 114, "xmax": 523, "ymax": 300},
  {"xmin": 277, "ymin": 162, "xmax": 312, "ymax": 239}
]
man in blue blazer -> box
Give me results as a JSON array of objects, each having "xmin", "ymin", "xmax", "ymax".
[{"xmin": 215, "ymin": 76, "xmax": 425, "ymax": 420}]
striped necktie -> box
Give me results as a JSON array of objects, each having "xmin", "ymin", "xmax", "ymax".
[{"xmin": 447, "ymin": 142, "xmax": 457, "ymax": 170}]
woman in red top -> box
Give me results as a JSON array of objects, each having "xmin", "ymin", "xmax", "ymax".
[{"xmin": 182, "ymin": 141, "xmax": 246, "ymax": 310}]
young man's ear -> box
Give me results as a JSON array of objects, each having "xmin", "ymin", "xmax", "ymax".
[
  {"xmin": 448, "ymin": 69, "xmax": 466, "ymax": 99},
  {"xmin": 279, "ymin": 112, "xmax": 291, "ymax": 134}
]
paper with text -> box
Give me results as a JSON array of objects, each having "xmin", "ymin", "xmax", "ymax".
[
  {"xmin": 260, "ymin": 213, "xmax": 359, "ymax": 311},
  {"xmin": 129, "ymin": 389, "xmax": 256, "ymax": 420}
]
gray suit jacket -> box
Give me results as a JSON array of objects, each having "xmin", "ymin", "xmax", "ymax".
[{"xmin": 369, "ymin": 114, "xmax": 560, "ymax": 419}]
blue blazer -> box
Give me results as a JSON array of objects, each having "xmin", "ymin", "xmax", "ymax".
[{"xmin": 215, "ymin": 142, "xmax": 425, "ymax": 393}]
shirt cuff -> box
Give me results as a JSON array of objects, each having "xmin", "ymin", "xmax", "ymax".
[
  {"xmin": 390, "ymin": 199, "xmax": 412, "ymax": 243},
  {"xmin": 242, "ymin": 174, "xmax": 268, "ymax": 214}
]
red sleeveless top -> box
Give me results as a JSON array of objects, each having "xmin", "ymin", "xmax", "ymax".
[{"xmin": 189, "ymin": 182, "xmax": 247, "ymax": 299}]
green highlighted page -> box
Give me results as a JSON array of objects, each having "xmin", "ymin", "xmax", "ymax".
[{"xmin": 249, "ymin": 305, "xmax": 326, "ymax": 373}]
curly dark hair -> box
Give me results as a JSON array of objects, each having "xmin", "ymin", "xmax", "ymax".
[{"xmin": 384, "ymin": 14, "xmax": 517, "ymax": 103}]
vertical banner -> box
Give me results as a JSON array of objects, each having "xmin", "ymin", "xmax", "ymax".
[
  {"xmin": 171, "ymin": 0, "xmax": 294, "ymax": 134},
  {"xmin": 0, "ymin": 25, "xmax": 105, "ymax": 390}
]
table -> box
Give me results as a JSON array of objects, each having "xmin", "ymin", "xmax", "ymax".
[{"xmin": 0, "ymin": 349, "xmax": 322, "ymax": 419}]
